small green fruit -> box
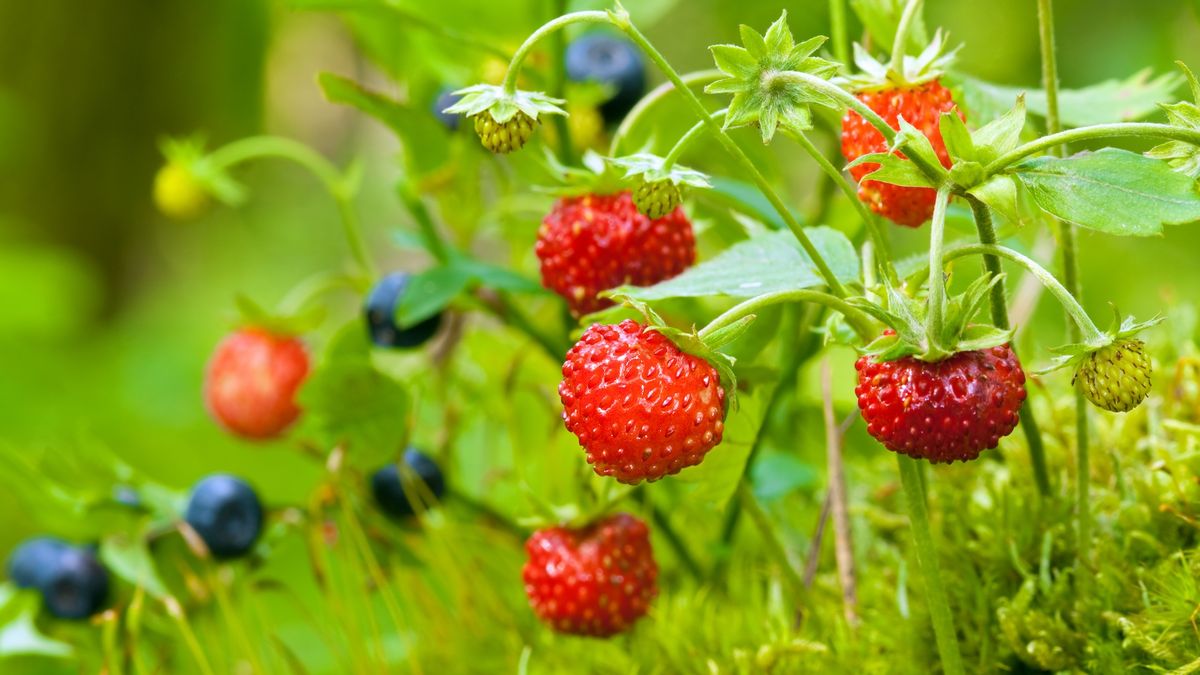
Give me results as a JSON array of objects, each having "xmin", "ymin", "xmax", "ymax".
[
  {"xmin": 154, "ymin": 162, "xmax": 209, "ymax": 220},
  {"xmin": 1073, "ymin": 339, "xmax": 1152, "ymax": 413},
  {"xmin": 473, "ymin": 111, "xmax": 535, "ymax": 154},
  {"xmin": 632, "ymin": 179, "xmax": 681, "ymax": 219}
]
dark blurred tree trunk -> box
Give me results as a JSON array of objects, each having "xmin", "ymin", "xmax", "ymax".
[{"xmin": 0, "ymin": 0, "xmax": 268, "ymax": 317}]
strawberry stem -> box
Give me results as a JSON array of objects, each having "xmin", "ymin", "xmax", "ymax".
[
  {"xmin": 982, "ymin": 122, "xmax": 1200, "ymax": 175},
  {"xmin": 888, "ymin": 0, "xmax": 924, "ymax": 76},
  {"xmin": 662, "ymin": 109, "xmax": 727, "ymax": 169},
  {"xmin": 608, "ymin": 70, "xmax": 724, "ymax": 156},
  {"xmin": 923, "ymin": 188, "xmax": 952, "ymax": 359},
  {"xmin": 501, "ymin": 11, "xmax": 611, "ymax": 95},
  {"xmin": 897, "ymin": 455, "xmax": 965, "ymax": 675},
  {"xmin": 828, "ymin": 0, "xmax": 850, "ymax": 65},
  {"xmin": 697, "ymin": 289, "xmax": 876, "ymax": 342}
]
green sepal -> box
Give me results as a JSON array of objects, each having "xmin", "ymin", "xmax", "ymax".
[
  {"xmin": 535, "ymin": 148, "xmax": 627, "ymax": 197},
  {"xmin": 841, "ymin": 29, "xmax": 960, "ymax": 91},
  {"xmin": 234, "ymin": 294, "xmax": 325, "ymax": 336},
  {"xmin": 706, "ymin": 12, "xmax": 840, "ymax": 144},
  {"xmin": 608, "ymin": 153, "xmax": 712, "ymax": 189},
  {"xmin": 1040, "ymin": 307, "xmax": 1164, "ymax": 374},
  {"xmin": 1146, "ymin": 61, "xmax": 1200, "ymax": 179},
  {"xmin": 444, "ymin": 84, "xmax": 566, "ymax": 124},
  {"xmin": 845, "ymin": 114, "xmax": 948, "ymax": 188},
  {"xmin": 158, "ymin": 135, "xmax": 247, "ymax": 207}
]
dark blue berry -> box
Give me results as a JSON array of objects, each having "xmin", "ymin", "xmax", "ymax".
[
  {"xmin": 364, "ymin": 272, "xmax": 442, "ymax": 349},
  {"xmin": 565, "ymin": 32, "xmax": 646, "ymax": 124},
  {"xmin": 8, "ymin": 537, "xmax": 69, "ymax": 590},
  {"xmin": 184, "ymin": 475, "xmax": 264, "ymax": 560},
  {"xmin": 370, "ymin": 449, "xmax": 446, "ymax": 519},
  {"xmin": 433, "ymin": 87, "xmax": 461, "ymax": 131},
  {"xmin": 41, "ymin": 546, "xmax": 109, "ymax": 620}
]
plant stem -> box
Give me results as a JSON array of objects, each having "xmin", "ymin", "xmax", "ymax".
[
  {"xmin": 966, "ymin": 197, "xmax": 1052, "ymax": 496},
  {"xmin": 548, "ymin": 0, "xmax": 575, "ymax": 166},
  {"xmin": 1038, "ymin": 0, "xmax": 1090, "ymax": 565},
  {"xmin": 829, "ymin": 0, "xmax": 850, "ymax": 65},
  {"xmin": 164, "ymin": 597, "xmax": 217, "ymax": 675},
  {"xmin": 983, "ymin": 122, "xmax": 1200, "ymax": 174},
  {"xmin": 785, "ymin": 128, "xmax": 898, "ymax": 285},
  {"xmin": 609, "ymin": 70, "xmax": 724, "ymax": 155},
  {"xmin": 941, "ymin": 244, "xmax": 1105, "ymax": 343},
  {"xmin": 662, "ymin": 110, "xmax": 726, "ymax": 169},
  {"xmin": 698, "ymin": 289, "xmax": 875, "ymax": 342},
  {"xmin": 396, "ymin": 181, "xmax": 453, "ymax": 264},
  {"xmin": 889, "ymin": 0, "xmax": 924, "ymax": 73},
  {"xmin": 502, "ymin": 11, "xmax": 611, "ymax": 94},
  {"xmin": 206, "ymin": 136, "xmax": 376, "ymax": 281},
  {"xmin": 897, "ymin": 455, "xmax": 965, "ymax": 675},
  {"xmin": 822, "ymin": 358, "xmax": 859, "ymax": 627},
  {"xmin": 924, "ymin": 188, "xmax": 951, "ymax": 350},
  {"xmin": 615, "ymin": 19, "xmax": 860, "ymax": 307},
  {"xmin": 648, "ymin": 503, "xmax": 703, "ymax": 580},
  {"xmin": 737, "ymin": 481, "xmax": 806, "ymax": 607}
]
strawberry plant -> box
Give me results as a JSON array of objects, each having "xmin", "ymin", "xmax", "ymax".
[{"xmin": 6, "ymin": 0, "xmax": 1200, "ymax": 673}]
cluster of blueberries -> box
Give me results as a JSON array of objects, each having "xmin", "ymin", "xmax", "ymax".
[
  {"xmin": 8, "ymin": 458, "xmax": 444, "ymax": 621},
  {"xmin": 434, "ymin": 31, "xmax": 646, "ymax": 130}
]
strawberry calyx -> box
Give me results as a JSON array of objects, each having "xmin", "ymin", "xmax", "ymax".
[
  {"xmin": 443, "ymin": 84, "xmax": 566, "ymax": 126},
  {"xmin": 158, "ymin": 135, "xmax": 248, "ymax": 208},
  {"xmin": 1041, "ymin": 307, "xmax": 1163, "ymax": 375},
  {"xmin": 851, "ymin": 274, "xmax": 1011, "ymax": 362},
  {"xmin": 840, "ymin": 30, "xmax": 960, "ymax": 92},
  {"xmin": 233, "ymin": 294, "xmax": 324, "ymax": 338},
  {"xmin": 705, "ymin": 11, "xmax": 840, "ymax": 143},
  {"xmin": 608, "ymin": 152, "xmax": 711, "ymax": 217}
]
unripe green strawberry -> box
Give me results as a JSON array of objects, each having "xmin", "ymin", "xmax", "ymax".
[
  {"xmin": 632, "ymin": 180, "xmax": 681, "ymax": 219},
  {"xmin": 1073, "ymin": 339, "xmax": 1152, "ymax": 413},
  {"xmin": 473, "ymin": 111, "xmax": 536, "ymax": 154}
]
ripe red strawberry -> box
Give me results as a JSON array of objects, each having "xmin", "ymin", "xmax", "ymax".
[
  {"xmin": 840, "ymin": 80, "xmax": 962, "ymax": 227},
  {"xmin": 854, "ymin": 343, "xmax": 1026, "ymax": 463},
  {"xmin": 559, "ymin": 320, "xmax": 725, "ymax": 483},
  {"xmin": 523, "ymin": 512, "xmax": 658, "ymax": 637},
  {"xmin": 536, "ymin": 192, "xmax": 695, "ymax": 317},
  {"xmin": 205, "ymin": 327, "xmax": 309, "ymax": 440}
]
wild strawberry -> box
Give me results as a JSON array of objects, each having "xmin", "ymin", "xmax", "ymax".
[
  {"xmin": 154, "ymin": 161, "xmax": 209, "ymax": 220},
  {"xmin": 522, "ymin": 512, "xmax": 657, "ymax": 637},
  {"xmin": 473, "ymin": 111, "xmax": 535, "ymax": 154},
  {"xmin": 840, "ymin": 80, "xmax": 962, "ymax": 227},
  {"xmin": 559, "ymin": 320, "xmax": 725, "ymax": 483},
  {"xmin": 631, "ymin": 180, "xmax": 681, "ymax": 220},
  {"xmin": 205, "ymin": 327, "xmax": 309, "ymax": 440},
  {"xmin": 536, "ymin": 192, "xmax": 695, "ymax": 316},
  {"xmin": 1074, "ymin": 339, "xmax": 1152, "ymax": 413},
  {"xmin": 855, "ymin": 344, "xmax": 1026, "ymax": 463}
]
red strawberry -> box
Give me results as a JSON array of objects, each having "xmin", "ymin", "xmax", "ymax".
[
  {"xmin": 560, "ymin": 320, "xmax": 725, "ymax": 484},
  {"xmin": 204, "ymin": 327, "xmax": 309, "ymax": 440},
  {"xmin": 854, "ymin": 343, "xmax": 1026, "ymax": 463},
  {"xmin": 536, "ymin": 192, "xmax": 695, "ymax": 317},
  {"xmin": 523, "ymin": 512, "xmax": 658, "ymax": 637},
  {"xmin": 840, "ymin": 80, "xmax": 962, "ymax": 227}
]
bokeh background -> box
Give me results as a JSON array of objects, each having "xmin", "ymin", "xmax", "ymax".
[{"xmin": 2, "ymin": 0, "xmax": 1200, "ymax": 623}]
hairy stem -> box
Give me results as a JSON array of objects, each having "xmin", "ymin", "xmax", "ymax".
[
  {"xmin": 966, "ymin": 197, "xmax": 1052, "ymax": 496},
  {"xmin": 609, "ymin": 70, "xmax": 724, "ymax": 156},
  {"xmin": 983, "ymin": 122, "xmax": 1200, "ymax": 174},
  {"xmin": 924, "ymin": 188, "xmax": 951, "ymax": 351},
  {"xmin": 502, "ymin": 11, "xmax": 610, "ymax": 94},
  {"xmin": 697, "ymin": 289, "xmax": 875, "ymax": 341},
  {"xmin": 897, "ymin": 456, "xmax": 965, "ymax": 675}
]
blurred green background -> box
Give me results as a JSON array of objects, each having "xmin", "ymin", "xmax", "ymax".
[{"xmin": 1, "ymin": 0, "xmax": 1199, "ymax": 560}]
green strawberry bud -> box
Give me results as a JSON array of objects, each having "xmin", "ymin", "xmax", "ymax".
[
  {"xmin": 1073, "ymin": 339, "xmax": 1152, "ymax": 413},
  {"xmin": 632, "ymin": 179, "xmax": 681, "ymax": 219},
  {"xmin": 473, "ymin": 111, "xmax": 536, "ymax": 154}
]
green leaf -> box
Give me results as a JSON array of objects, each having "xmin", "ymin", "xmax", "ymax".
[
  {"xmin": 0, "ymin": 587, "xmax": 72, "ymax": 659},
  {"xmin": 614, "ymin": 228, "xmax": 859, "ymax": 301},
  {"xmin": 939, "ymin": 110, "xmax": 975, "ymax": 162},
  {"xmin": 849, "ymin": 0, "xmax": 928, "ymax": 54},
  {"xmin": 453, "ymin": 257, "xmax": 545, "ymax": 294},
  {"xmin": 700, "ymin": 315, "xmax": 757, "ymax": 351},
  {"xmin": 299, "ymin": 338, "xmax": 410, "ymax": 464},
  {"xmin": 846, "ymin": 152, "xmax": 936, "ymax": 188},
  {"xmin": 394, "ymin": 265, "xmax": 472, "ymax": 328},
  {"xmin": 673, "ymin": 386, "xmax": 768, "ymax": 510},
  {"xmin": 100, "ymin": 535, "xmax": 169, "ymax": 599},
  {"xmin": 955, "ymin": 70, "xmax": 1184, "ymax": 128},
  {"xmin": 969, "ymin": 175, "xmax": 1039, "ymax": 229},
  {"xmin": 1011, "ymin": 148, "xmax": 1200, "ymax": 236},
  {"xmin": 972, "ymin": 95, "xmax": 1026, "ymax": 164},
  {"xmin": 751, "ymin": 450, "xmax": 817, "ymax": 501}
]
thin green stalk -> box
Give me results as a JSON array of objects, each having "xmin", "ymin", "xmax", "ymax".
[
  {"xmin": 648, "ymin": 504, "xmax": 703, "ymax": 580},
  {"xmin": 889, "ymin": 0, "xmax": 924, "ymax": 73},
  {"xmin": 925, "ymin": 188, "xmax": 951, "ymax": 347},
  {"xmin": 941, "ymin": 244, "xmax": 1104, "ymax": 343},
  {"xmin": 206, "ymin": 136, "xmax": 376, "ymax": 280},
  {"xmin": 966, "ymin": 197, "xmax": 1052, "ymax": 496},
  {"xmin": 397, "ymin": 181, "xmax": 452, "ymax": 263},
  {"xmin": 164, "ymin": 597, "xmax": 217, "ymax": 675},
  {"xmin": 502, "ymin": 11, "xmax": 610, "ymax": 94},
  {"xmin": 737, "ymin": 482, "xmax": 806, "ymax": 606},
  {"xmin": 548, "ymin": 0, "xmax": 575, "ymax": 166},
  {"xmin": 983, "ymin": 122, "xmax": 1200, "ymax": 174},
  {"xmin": 1038, "ymin": 0, "xmax": 1090, "ymax": 562},
  {"xmin": 609, "ymin": 70, "xmax": 724, "ymax": 155},
  {"xmin": 662, "ymin": 109, "xmax": 727, "ymax": 169},
  {"xmin": 697, "ymin": 289, "xmax": 875, "ymax": 342},
  {"xmin": 897, "ymin": 455, "xmax": 965, "ymax": 675},
  {"xmin": 614, "ymin": 18, "xmax": 861, "ymax": 308},
  {"xmin": 207, "ymin": 566, "xmax": 267, "ymax": 675},
  {"xmin": 785, "ymin": 128, "xmax": 897, "ymax": 284},
  {"xmin": 829, "ymin": 0, "xmax": 849, "ymax": 65}
]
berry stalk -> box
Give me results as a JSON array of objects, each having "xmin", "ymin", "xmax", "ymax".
[
  {"xmin": 609, "ymin": 70, "xmax": 723, "ymax": 155},
  {"xmin": 501, "ymin": 11, "xmax": 611, "ymax": 95},
  {"xmin": 897, "ymin": 455, "xmax": 965, "ymax": 675},
  {"xmin": 888, "ymin": 0, "xmax": 925, "ymax": 74},
  {"xmin": 967, "ymin": 197, "xmax": 1052, "ymax": 496},
  {"xmin": 697, "ymin": 289, "xmax": 876, "ymax": 342},
  {"xmin": 924, "ymin": 188, "xmax": 951, "ymax": 356},
  {"xmin": 982, "ymin": 122, "xmax": 1200, "ymax": 175}
]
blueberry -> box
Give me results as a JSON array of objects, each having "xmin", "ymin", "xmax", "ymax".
[
  {"xmin": 184, "ymin": 475, "xmax": 264, "ymax": 560},
  {"xmin": 433, "ymin": 87, "xmax": 461, "ymax": 131},
  {"xmin": 370, "ymin": 449, "xmax": 446, "ymax": 519},
  {"xmin": 8, "ymin": 537, "xmax": 69, "ymax": 590},
  {"xmin": 41, "ymin": 546, "xmax": 109, "ymax": 620},
  {"xmin": 565, "ymin": 32, "xmax": 646, "ymax": 124},
  {"xmin": 364, "ymin": 272, "xmax": 442, "ymax": 349}
]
